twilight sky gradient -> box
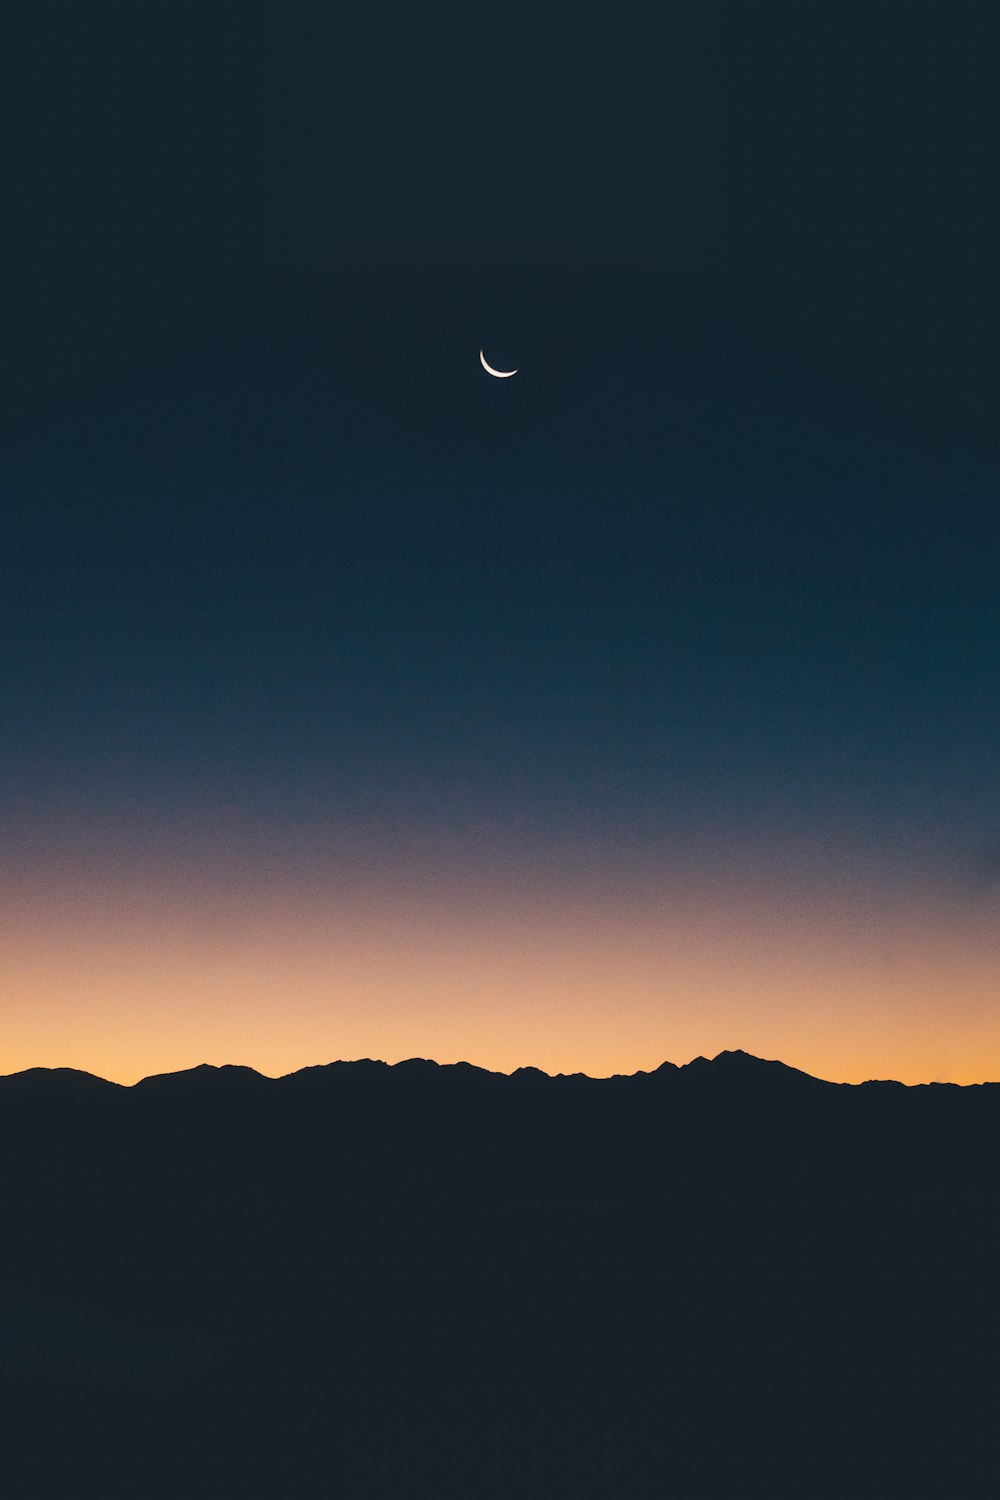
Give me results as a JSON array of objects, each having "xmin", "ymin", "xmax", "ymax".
[{"xmin": 3, "ymin": 8, "xmax": 998, "ymax": 1083}]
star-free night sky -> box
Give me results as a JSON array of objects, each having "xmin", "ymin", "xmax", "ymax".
[{"xmin": 3, "ymin": 7, "xmax": 998, "ymax": 1082}]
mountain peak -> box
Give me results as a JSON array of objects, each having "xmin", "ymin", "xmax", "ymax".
[{"xmin": 706, "ymin": 1050, "xmax": 828, "ymax": 1088}]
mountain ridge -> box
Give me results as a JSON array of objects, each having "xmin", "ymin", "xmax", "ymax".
[
  {"xmin": 3, "ymin": 1044, "xmax": 998, "ymax": 1498},
  {"xmin": 1, "ymin": 1049, "xmax": 995, "ymax": 1091}
]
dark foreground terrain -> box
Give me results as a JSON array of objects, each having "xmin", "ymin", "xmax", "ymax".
[{"xmin": 2, "ymin": 1050, "xmax": 997, "ymax": 1497}]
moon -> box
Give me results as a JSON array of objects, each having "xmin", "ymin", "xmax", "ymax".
[{"xmin": 480, "ymin": 349, "xmax": 518, "ymax": 379}]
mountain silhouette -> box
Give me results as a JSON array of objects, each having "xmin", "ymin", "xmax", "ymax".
[
  {"xmin": 4, "ymin": 1045, "xmax": 984, "ymax": 1098},
  {"xmin": 1, "ymin": 1049, "xmax": 997, "ymax": 1498}
]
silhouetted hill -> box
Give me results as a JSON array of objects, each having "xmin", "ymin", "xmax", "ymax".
[
  {"xmin": 2, "ymin": 1050, "xmax": 998, "ymax": 1498},
  {"xmin": 131, "ymin": 1061, "xmax": 271, "ymax": 1096},
  {"xmin": 0, "ymin": 1065, "xmax": 125, "ymax": 1098}
]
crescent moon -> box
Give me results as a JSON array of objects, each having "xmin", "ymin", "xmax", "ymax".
[{"xmin": 480, "ymin": 349, "xmax": 518, "ymax": 379}]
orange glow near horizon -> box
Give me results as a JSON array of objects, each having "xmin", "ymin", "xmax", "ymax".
[{"xmin": 2, "ymin": 834, "xmax": 998, "ymax": 1086}]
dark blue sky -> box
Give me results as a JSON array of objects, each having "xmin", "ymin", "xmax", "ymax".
[{"xmin": 5, "ymin": 256, "xmax": 996, "ymax": 868}]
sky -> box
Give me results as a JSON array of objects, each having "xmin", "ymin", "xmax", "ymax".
[{"xmin": 3, "ymin": 6, "xmax": 999, "ymax": 1083}]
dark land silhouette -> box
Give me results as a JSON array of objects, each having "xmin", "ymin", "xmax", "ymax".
[{"xmin": 2, "ymin": 1050, "xmax": 997, "ymax": 1497}]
